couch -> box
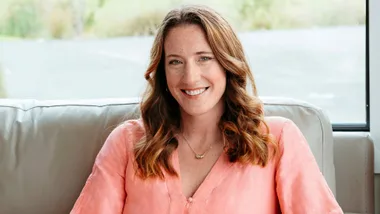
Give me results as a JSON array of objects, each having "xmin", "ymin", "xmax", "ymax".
[{"xmin": 0, "ymin": 97, "xmax": 374, "ymax": 214}]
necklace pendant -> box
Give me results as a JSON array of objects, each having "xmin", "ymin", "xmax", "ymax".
[{"xmin": 195, "ymin": 154, "xmax": 205, "ymax": 159}]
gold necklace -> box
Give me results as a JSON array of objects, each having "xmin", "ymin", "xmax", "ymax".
[{"xmin": 181, "ymin": 134, "xmax": 213, "ymax": 159}]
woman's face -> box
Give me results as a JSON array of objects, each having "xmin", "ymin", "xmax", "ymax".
[{"xmin": 164, "ymin": 24, "xmax": 226, "ymax": 117}]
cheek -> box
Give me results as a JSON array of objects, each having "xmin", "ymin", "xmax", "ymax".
[
  {"xmin": 165, "ymin": 71, "xmax": 180, "ymax": 89},
  {"xmin": 213, "ymin": 69, "xmax": 227, "ymax": 89},
  {"xmin": 165, "ymin": 70, "xmax": 173, "ymax": 85},
  {"xmin": 210, "ymin": 62, "xmax": 226, "ymax": 80}
]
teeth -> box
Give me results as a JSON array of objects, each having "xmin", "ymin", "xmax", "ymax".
[{"xmin": 185, "ymin": 88, "xmax": 206, "ymax": 96}]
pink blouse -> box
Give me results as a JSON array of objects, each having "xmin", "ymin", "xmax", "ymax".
[{"xmin": 70, "ymin": 116, "xmax": 343, "ymax": 214}]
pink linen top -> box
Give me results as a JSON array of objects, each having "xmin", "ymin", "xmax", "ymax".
[{"xmin": 70, "ymin": 116, "xmax": 343, "ymax": 214}]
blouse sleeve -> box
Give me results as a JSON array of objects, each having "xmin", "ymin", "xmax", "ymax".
[
  {"xmin": 70, "ymin": 123, "xmax": 129, "ymax": 214},
  {"xmin": 275, "ymin": 120, "xmax": 343, "ymax": 214}
]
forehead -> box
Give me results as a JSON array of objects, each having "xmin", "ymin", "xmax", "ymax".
[{"xmin": 164, "ymin": 24, "xmax": 212, "ymax": 55}]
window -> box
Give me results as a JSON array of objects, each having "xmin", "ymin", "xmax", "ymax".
[{"xmin": 0, "ymin": 0, "xmax": 368, "ymax": 129}]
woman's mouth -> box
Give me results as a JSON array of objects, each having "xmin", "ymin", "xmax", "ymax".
[{"xmin": 181, "ymin": 87, "xmax": 209, "ymax": 96}]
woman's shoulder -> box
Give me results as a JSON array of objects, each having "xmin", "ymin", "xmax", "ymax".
[
  {"xmin": 264, "ymin": 116, "xmax": 294, "ymax": 139},
  {"xmin": 264, "ymin": 116, "xmax": 305, "ymax": 149},
  {"xmin": 108, "ymin": 118, "xmax": 146, "ymax": 150},
  {"xmin": 264, "ymin": 116, "xmax": 313, "ymax": 163},
  {"xmin": 118, "ymin": 118, "xmax": 145, "ymax": 134}
]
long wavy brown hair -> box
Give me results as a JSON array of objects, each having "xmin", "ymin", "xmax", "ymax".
[{"xmin": 135, "ymin": 5, "xmax": 277, "ymax": 179}]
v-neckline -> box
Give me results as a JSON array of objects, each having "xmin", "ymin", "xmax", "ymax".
[{"xmin": 165, "ymin": 148, "xmax": 233, "ymax": 202}]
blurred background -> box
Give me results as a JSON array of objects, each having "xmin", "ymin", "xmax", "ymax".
[
  {"xmin": 0, "ymin": 0, "xmax": 366, "ymax": 124},
  {"xmin": 0, "ymin": 0, "xmax": 365, "ymax": 38}
]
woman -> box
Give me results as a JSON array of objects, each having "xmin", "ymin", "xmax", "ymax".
[{"xmin": 71, "ymin": 5, "xmax": 343, "ymax": 214}]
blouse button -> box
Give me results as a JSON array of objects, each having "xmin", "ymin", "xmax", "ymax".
[{"xmin": 188, "ymin": 197, "xmax": 193, "ymax": 203}]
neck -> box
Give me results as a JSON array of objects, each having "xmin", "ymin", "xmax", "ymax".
[{"xmin": 179, "ymin": 102, "xmax": 224, "ymax": 148}]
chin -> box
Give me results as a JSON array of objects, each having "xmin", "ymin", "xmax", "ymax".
[{"xmin": 181, "ymin": 106, "xmax": 211, "ymax": 117}]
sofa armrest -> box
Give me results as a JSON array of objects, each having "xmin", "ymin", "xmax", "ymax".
[{"xmin": 333, "ymin": 132, "xmax": 374, "ymax": 214}]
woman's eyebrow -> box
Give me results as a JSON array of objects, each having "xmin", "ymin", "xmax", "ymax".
[
  {"xmin": 195, "ymin": 51, "xmax": 213, "ymax": 55},
  {"xmin": 166, "ymin": 54, "xmax": 182, "ymax": 58},
  {"xmin": 166, "ymin": 51, "xmax": 213, "ymax": 58}
]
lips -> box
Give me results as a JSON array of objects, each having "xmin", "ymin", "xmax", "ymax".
[{"xmin": 181, "ymin": 87, "xmax": 209, "ymax": 96}]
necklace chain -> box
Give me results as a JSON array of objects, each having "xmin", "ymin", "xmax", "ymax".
[{"xmin": 181, "ymin": 134, "xmax": 213, "ymax": 159}]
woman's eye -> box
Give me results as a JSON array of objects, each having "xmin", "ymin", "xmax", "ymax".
[
  {"xmin": 169, "ymin": 60, "xmax": 182, "ymax": 65},
  {"xmin": 199, "ymin": 56, "xmax": 212, "ymax": 61}
]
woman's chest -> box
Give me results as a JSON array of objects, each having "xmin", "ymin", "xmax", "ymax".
[{"xmin": 123, "ymin": 160, "xmax": 280, "ymax": 214}]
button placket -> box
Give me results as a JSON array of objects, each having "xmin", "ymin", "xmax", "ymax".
[{"xmin": 186, "ymin": 197, "xmax": 194, "ymax": 209}]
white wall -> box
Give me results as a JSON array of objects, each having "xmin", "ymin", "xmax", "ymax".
[
  {"xmin": 375, "ymin": 175, "xmax": 380, "ymax": 214},
  {"xmin": 370, "ymin": 0, "xmax": 380, "ymax": 174},
  {"xmin": 370, "ymin": 0, "xmax": 380, "ymax": 212}
]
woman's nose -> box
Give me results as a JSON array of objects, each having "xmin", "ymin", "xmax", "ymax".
[{"xmin": 182, "ymin": 61, "xmax": 201, "ymax": 85}]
